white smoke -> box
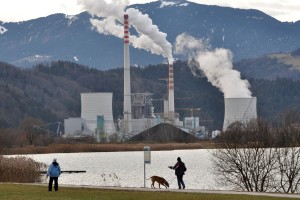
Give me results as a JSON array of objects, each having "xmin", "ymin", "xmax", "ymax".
[
  {"xmin": 174, "ymin": 33, "xmax": 252, "ymax": 98},
  {"xmin": 78, "ymin": 0, "xmax": 173, "ymax": 63},
  {"xmin": 91, "ymin": 17, "xmax": 123, "ymax": 36},
  {"xmin": 78, "ymin": 0, "xmax": 127, "ymax": 20},
  {"xmin": 174, "ymin": 33, "xmax": 210, "ymax": 56}
]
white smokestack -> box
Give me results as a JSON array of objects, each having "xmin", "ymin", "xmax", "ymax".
[{"xmin": 123, "ymin": 14, "xmax": 132, "ymax": 134}]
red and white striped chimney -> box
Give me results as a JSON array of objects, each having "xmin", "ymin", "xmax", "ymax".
[
  {"xmin": 123, "ymin": 14, "xmax": 132, "ymax": 134},
  {"xmin": 168, "ymin": 62, "xmax": 175, "ymax": 121}
]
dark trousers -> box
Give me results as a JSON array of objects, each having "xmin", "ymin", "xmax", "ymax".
[
  {"xmin": 177, "ymin": 175, "xmax": 185, "ymax": 189},
  {"xmin": 48, "ymin": 177, "xmax": 58, "ymax": 191}
]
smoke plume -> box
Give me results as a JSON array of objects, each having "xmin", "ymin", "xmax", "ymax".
[
  {"xmin": 78, "ymin": 0, "xmax": 173, "ymax": 63},
  {"xmin": 174, "ymin": 33, "xmax": 252, "ymax": 98}
]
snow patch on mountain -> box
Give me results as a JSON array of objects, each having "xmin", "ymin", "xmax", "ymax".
[
  {"xmin": 65, "ymin": 15, "xmax": 78, "ymax": 26},
  {"xmin": 12, "ymin": 55, "xmax": 52, "ymax": 68},
  {"xmin": 159, "ymin": 0, "xmax": 189, "ymax": 8},
  {"xmin": 247, "ymin": 16, "xmax": 264, "ymax": 20}
]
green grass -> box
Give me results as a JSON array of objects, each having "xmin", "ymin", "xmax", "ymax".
[{"xmin": 0, "ymin": 183, "xmax": 298, "ymax": 200}]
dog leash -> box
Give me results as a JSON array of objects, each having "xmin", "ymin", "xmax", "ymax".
[{"xmin": 168, "ymin": 177, "xmax": 177, "ymax": 185}]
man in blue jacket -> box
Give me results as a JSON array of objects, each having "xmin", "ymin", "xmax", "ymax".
[{"xmin": 47, "ymin": 158, "xmax": 61, "ymax": 191}]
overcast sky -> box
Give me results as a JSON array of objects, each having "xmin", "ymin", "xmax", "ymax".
[{"xmin": 0, "ymin": 0, "xmax": 299, "ymax": 23}]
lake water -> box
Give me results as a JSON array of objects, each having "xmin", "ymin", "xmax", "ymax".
[{"xmin": 24, "ymin": 149, "xmax": 228, "ymax": 190}]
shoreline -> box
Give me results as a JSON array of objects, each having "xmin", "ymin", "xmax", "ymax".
[{"xmin": 1, "ymin": 141, "xmax": 215, "ymax": 155}]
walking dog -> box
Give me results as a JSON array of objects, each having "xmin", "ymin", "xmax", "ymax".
[{"xmin": 148, "ymin": 176, "xmax": 169, "ymax": 189}]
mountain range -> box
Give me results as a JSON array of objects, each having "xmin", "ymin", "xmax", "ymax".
[{"xmin": 1, "ymin": 0, "xmax": 300, "ymax": 69}]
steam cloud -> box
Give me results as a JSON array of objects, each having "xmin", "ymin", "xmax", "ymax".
[
  {"xmin": 175, "ymin": 33, "xmax": 252, "ymax": 98},
  {"xmin": 78, "ymin": 0, "xmax": 173, "ymax": 63}
]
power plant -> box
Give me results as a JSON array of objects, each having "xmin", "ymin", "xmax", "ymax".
[{"xmin": 63, "ymin": 13, "xmax": 258, "ymax": 141}]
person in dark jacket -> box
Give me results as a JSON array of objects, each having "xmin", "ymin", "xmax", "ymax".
[
  {"xmin": 47, "ymin": 158, "xmax": 61, "ymax": 191},
  {"xmin": 168, "ymin": 157, "xmax": 186, "ymax": 189}
]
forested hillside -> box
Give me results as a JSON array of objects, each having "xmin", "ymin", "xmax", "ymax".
[
  {"xmin": 235, "ymin": 49, "xmax": 300, "ymax": 80},
  {"xmin": 0, "ymin": 60, "xmax": 300, "ymax": 131}
]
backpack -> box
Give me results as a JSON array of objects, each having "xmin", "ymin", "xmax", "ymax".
[{"xmin": 183, "ymin": 163, "xmax": 187, "ymax": 172}]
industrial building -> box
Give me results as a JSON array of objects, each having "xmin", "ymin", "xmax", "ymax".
[
  {"xmin": 118, "ymin": 92, "xmax": 160, "ymax": 138},
  {"xmin": 64, "ymin": 93, "xmax": 115, "ymax": 141}
]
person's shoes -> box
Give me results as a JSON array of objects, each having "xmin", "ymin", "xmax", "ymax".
[
  {"xmin": 178, "ymin": 187, "xmax": 181, "ymax": 189},
  {"xmin": 183, "ymin": 186, "xmax": 185, "ymax": 189}
]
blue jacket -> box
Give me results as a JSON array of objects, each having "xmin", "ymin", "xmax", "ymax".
[{"xmin": 47, "ymin": 162, "xmax": 61, "ymax": 177}]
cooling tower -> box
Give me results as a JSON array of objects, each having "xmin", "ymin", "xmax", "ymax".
[
  {"xmin": 123, "ymin": 14, "xmax": 132, "ymax": 134},
  {"xmin": 223, "ymin": 97, "xmax": 257, "ymax": 131}
]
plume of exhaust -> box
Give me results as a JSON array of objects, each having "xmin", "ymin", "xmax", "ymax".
[
  {"xmin": 91, "ymin": 18, "xmax": 166, "ymax": 57},
  {"xmin": 174, "ymin": 33, "xmax": 252, "ymax": 98},
  {"xmin": 78, "ymin": 0, "xmax": 173, "ymax": 63},
  {"xmin": 78, "ymin": 0, "xmax": 127, "ymax": 20},
  {"xmin": 126, "ymin": 8, "xmax": 173, "ymax": 63},
  {"xmin": 174, "ymin": 33, "xmax": 210, "ymax": 57}
]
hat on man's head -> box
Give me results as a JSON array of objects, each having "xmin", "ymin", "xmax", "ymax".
[
  {"xmin": 53, "ymin": 158, "xmax": 57, "ymax": 162},
  {"xmin": 177, "ymin": 157, "xmax": 181, "ymax": 162}
]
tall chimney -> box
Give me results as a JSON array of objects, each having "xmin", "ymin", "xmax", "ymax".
[
  {"xmin": 168, "ymin": 62, "xmax": 175, "ymax": 122},
  {"xmin": 123, "ymin": 14, "xmax": 132, "ymax": 134}
]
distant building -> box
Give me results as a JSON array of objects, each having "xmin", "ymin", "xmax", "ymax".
[
  {"xmin": 184, "ymin": 117, "xmax": 200, "ymax": 130},
  {"xmin": 64, "ymin": 93, "xmax": 115, "ymax": 140},
  {"xmin": 119, "ymin": 92, "xmax": 160, "ymax": 138}
]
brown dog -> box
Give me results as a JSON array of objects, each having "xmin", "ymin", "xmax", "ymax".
[{"xmin": 148, "ymin": 176, "xmax": 169, "ymax": 189}]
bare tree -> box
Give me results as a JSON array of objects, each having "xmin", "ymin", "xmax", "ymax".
[
  {"xmin": 20, "ymin": 117, "xmax": 43, "ymax": 145},
  {"xmin": 211, "ymin": 109, "xmax": 300, "ymax": 194},
  {"xmin": 273, "ymin": 109, "xmax": 300, "ymax": 147},
  {"xmin": 275, "ymin": 147, "xmax": 300, "ymax": 193},
  {"xmin": 211, "ymin": 119, "xmax": 278, "ymax": 192},
  {"xmin": 273, "ymin": 109, "xmax": 300, "ymax": 193}
]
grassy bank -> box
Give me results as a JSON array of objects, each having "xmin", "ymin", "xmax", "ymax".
[
  {"xmin": 0, "ymin": 184, "xmax": 298, "ymax": 200},
  {"xmin": 2, "ymin": 141, "xmax": 214, "ymax": 155}
]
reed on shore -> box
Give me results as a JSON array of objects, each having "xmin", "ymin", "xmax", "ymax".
[
  {"xmin": 0, "ymin": 156, "xmax": 46, "ymax": 183},
  {"xmin": 1, "ymin": 141, "xmax": 214, "ymax": 155}
]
